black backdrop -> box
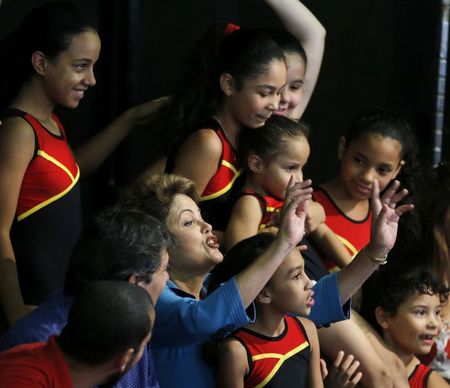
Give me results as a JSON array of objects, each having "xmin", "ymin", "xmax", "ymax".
[{"xmin": 1, "ymin": 0, "xmax": 448, "ymax": 219}]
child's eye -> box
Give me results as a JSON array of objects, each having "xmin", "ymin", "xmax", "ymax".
[
  {"xmin": 353, "ymin": 156, "xmax": 364, "ymax": 165},
  {"xmin": 378, "ymin": 168, "xmax": 392, "ymax": 176},
  {"xmin": 414, "ymin": 309, "xmax": 426, "ymax": 316},
  {"xmin": 75, "ymin": 63, "xmax": 87, "ymax": 71}
]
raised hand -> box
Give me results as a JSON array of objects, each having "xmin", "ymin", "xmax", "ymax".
[
  {"xmin": 277, "ymin": 177, "xmax": 313, "ymax": 249},
  {"xmin": 368, "ymin": 179, "xmax": 414, "ymax": 257}
]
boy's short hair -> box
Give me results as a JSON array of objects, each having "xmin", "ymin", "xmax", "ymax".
[
  {"xmin": 207, "ymin": 233, "xmax": 275, "ymax": 295},
  {"xmin": 64, "ymin": 205, "xmax": 171, "ymax": 295},
  {"xmin": 58, "ymin": 281, "xmax": 153, "ymax": 365},
  {"xmin": 372, "ymin": 263, "xmax": 449, "ymax": 318}
]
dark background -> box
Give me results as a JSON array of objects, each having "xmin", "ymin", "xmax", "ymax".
[{"xmin": 1, "ymin": 0, "xmax": 449, "ymax": 219}]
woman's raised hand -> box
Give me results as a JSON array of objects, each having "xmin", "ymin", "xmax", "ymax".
[
  {"xmin": 367, "ymin": 179, "xmax": 414, "ymax": 257},
  {"xmin": 277, "ymin": 177, "xmax": 313, "ymax": 249}
]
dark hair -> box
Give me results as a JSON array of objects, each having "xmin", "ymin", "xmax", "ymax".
[
  {"xmin": 369, "ymin": 263, "xmax": 449, "ymax": 333},
  {"xmin": 58, "ymin": 281, "xmax": 153, "ymax": 365},
  {"xmin": 120, "ymin": 173, "xmax": 199, "ymax": 223},
  {"xmin": 207, "ymin": 233, "xmax": 276, "ymax": 295},
  {"xmin": 265, "ymin": 29, "xmax": 307, "ymax": 67},
  {"xmin": 0, "ymin": 2, "xmax": 97, "ymax": 107},
  {"xmin": 154, "ymin": 25, "xmax": 285, "ymax": 157},
  {"xmin": 238, "ymin": 115, "xmax": 309, "ymax": 166},
  {"xmin": 64, "ymin": 206, "xmax": 171, "ymax": 295},
  {"xmin": 345, "ymin": 108, "xmax": 423, "ymax": 245}
]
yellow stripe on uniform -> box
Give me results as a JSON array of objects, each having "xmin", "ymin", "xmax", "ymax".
[
  {"xmin": 253, "ymin": 341, "xmax": 309, "ymax": 388},
  {"xmin": 200, "ymin": 161, "xmax": 242, "ymax": 201},
  {"xmin": 17, "ymin": 152, "xmax": 80, "ymax": 221}
]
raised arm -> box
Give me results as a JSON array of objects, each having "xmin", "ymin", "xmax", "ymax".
[
  {"xmin": 337, "ymin": 180, "xmax": 414, "ymax": 303},
  {"xmin": 265, "ymin": 0, "xmax": 326, "ymax": 118},
  {"xmin": 236, "ymin": 178, "xmax": 312, "ymax": 306},
  {"xmin": 0, "ymin": 118, "xmax": 35, "ymax": 324},
  {"xmin": 75, "ymin": 96, "xmax": 168, "ymax": 175}
]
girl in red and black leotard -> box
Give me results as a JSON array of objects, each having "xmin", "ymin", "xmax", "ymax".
[{"xmin": 0, "ymin": 3, "xmax": 159, "ymax": 324}]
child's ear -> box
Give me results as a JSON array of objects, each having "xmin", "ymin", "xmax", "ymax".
[
  {"xmin": 31, "ymin": 51, "xmax": 47, "ymax": 76},
  {"xmin": 393, "ymin": 160, "xmax": 405, "ymax": 178},
  {"xmin": 337, "ymin": 136, "xmax": 347, "ymax": 160},
  {"xmin": 374, "ymin": 306, "xmax": 391, "ymax": 330},
  {"xmin": 248, "ymin": 154, "xmax": 264, "ymax": 174},
  {"xmin": 220, "ymin": 73, "xmax": 235, "ymax": 96},
  {"xmin": 255, "ymin": 287, "xmax": 271, "ymax": 304}
]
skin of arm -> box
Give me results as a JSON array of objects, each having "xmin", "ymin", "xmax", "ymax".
[
  {"xmin": 171, "ymin": 129, "xmax": 222, "ymax": 197},
  {"xmin": 308, "ymin": 223, "xmax": 353, "ymax": 268},
  {"xmin": 235, "ymin": 179, "xmax": 312, "ymax": 307},
  {"xmin": 300, "ymin": 317, "xmax": 324, "ymax": 388},
  {"xmin": 75, "ymin": 97, "xmax": 168, "ymax": 175},
  {"xmin": 304, "ymin": 200, "xmax": 326, "ymax": 235},
  {"xmin": 0, "ymin": 118, "xmax": 35, "ymax": 324},
  {"xmin": 264, "ymin": 0, "xmax": 326, "ymax": 118},
  {"xmin": 224, "ymin": 195, "xmax": 264, "ymax": 251},
  {"xmin": 428, "ymin": 370, "xmax": 450, "ymax": 387},
  {"xmin": 216, "ymin": 338, "xmax": 247, "ymax": 388}
]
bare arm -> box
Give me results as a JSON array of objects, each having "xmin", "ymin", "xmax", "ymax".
[
  {"xmin": 224, "ymin": 195, "xmax": 264, "ymax": 251},
  {"xmin": 308, "ymin": 223, "xmax": 353, "ymax": 268},
  {"xmin": 236, "ymin": 179, "xmax": 312, "ymax": 307},
  {"xmin": 216, "ymin": 339, "xmax": 248, "ymax": 388},
  {"xmin": 337, "ymin": 180, "xmax": 414, "ymax": 303},
  {"xmin": 75, "ymin": 97, "xmax": 168, "ymax": 175},
  {"xmin": 0, "ymin": 118, "xmax": 35, "ymax": 324},
  {"xmin": 265, "ymin": 0, "xmax": 326, "ymax": 118},
  {"xmin": 428, "ymin": 371, "xmax": 450, "ymax": 388},
  {"xmin": 300, "ymin": 317, "xmax": 324, "ymax": 388},
  {"xmin": 171, "ymin": 129, "xmax": 222, "ymax": 197}
]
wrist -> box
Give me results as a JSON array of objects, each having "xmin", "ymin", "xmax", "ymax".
[{"xmin": 363, "ymin": 245, "xmax": 388, "ymax": 265}]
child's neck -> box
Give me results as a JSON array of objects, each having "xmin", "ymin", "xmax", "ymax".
[
  {"xmin": 213, "ymin": 108, "xmax": 241, "ymax": 149},
  {"xmin": 321, "ymin": 177, "xmax": 370, "ymax": 221},
  {"xmin": 248, "ymin": 306, "xmax": 286, "ymax": 337},
  {"xmin": 244, "ymin": 176, "xmax": 277, "ymax": 201},
  {"xmin": 383, "ymin": 332, "xmax": 419, "ymax": 377}
]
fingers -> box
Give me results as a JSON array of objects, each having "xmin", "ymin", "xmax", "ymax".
[
  {"xmin": 320, "ymin": 358, "xmax": 328, "ymax": 381},
  {"xmin": 395, "ymin": 203, "xmax": 414, "ymax": 216},
  {"xmin": 297, "ymin": 244, "xmax": 308, "ymax": 252},
  {"xmin": 332, "ymin": 352, "xmax": 362, "ymax": 387}
]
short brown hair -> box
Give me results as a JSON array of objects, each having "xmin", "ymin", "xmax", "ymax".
[{"xmin": 121, "ymin": 173, "xmax": 199, "ymax": 223}]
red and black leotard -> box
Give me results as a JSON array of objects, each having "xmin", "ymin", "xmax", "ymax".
[
  {"xmin": 408, "ymin": 363, "xmax": 432, "ymax": 388},
  {"xmin": 238, "ymin": 190, "xmax": 329, "ymax": 281},
  {"xmin": 2, "ymin": 109, "xmax": 82, "ymax": 305},
  {"xmin": 233, "ymin": 316, "xmax": 311, "ymax": 387},
  {"xmin": 166, "ymin": 118, "xmax": 244, "ymax": 231},
  {"xmin": 313, "ymin": 187, "xmax": 372, "ymax": 271}
]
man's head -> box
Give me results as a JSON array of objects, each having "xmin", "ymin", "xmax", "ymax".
[
  {"xmin": 57, "ymin": 281, "xmax": 154, "ymax": 385},
  {"xmin": 64, "ymin": 205, "xmax": 172, "ymax": 303}
]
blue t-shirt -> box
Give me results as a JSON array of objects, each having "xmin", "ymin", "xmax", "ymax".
[{"xmin": 0, "ymin": 289, "xmax": 160, "ymax": 388}]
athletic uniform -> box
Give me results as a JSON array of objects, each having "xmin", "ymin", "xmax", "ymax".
[
  {"xmin": 166, "ymin": 118, "xmax": 244, "ymax": 231},
  {"xmin": 313, "ymin": 187, "xmax": 371, "ymax": 271},
  {"xmin": 408, "ymin": 363, "xmax": 432, "ymax": 388},
  {"xmin": 233, "ymin": 316, "xmax": 310, "ymax": 387},
  {"xmin": 238, "ymin": 190, "xmax": 329, "ymax": 281},
  {"xmin": 1, "ymin": 109, "xmax": 82, "ymax": 304}
]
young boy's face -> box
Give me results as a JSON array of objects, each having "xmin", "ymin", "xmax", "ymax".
[
  {"xmin": 382, "ymin": 291, "xmax": 442, "ymax": 356},
  {"xmin": 265, "ymin": 249, "xmax": 314, "ymax": 316}
]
